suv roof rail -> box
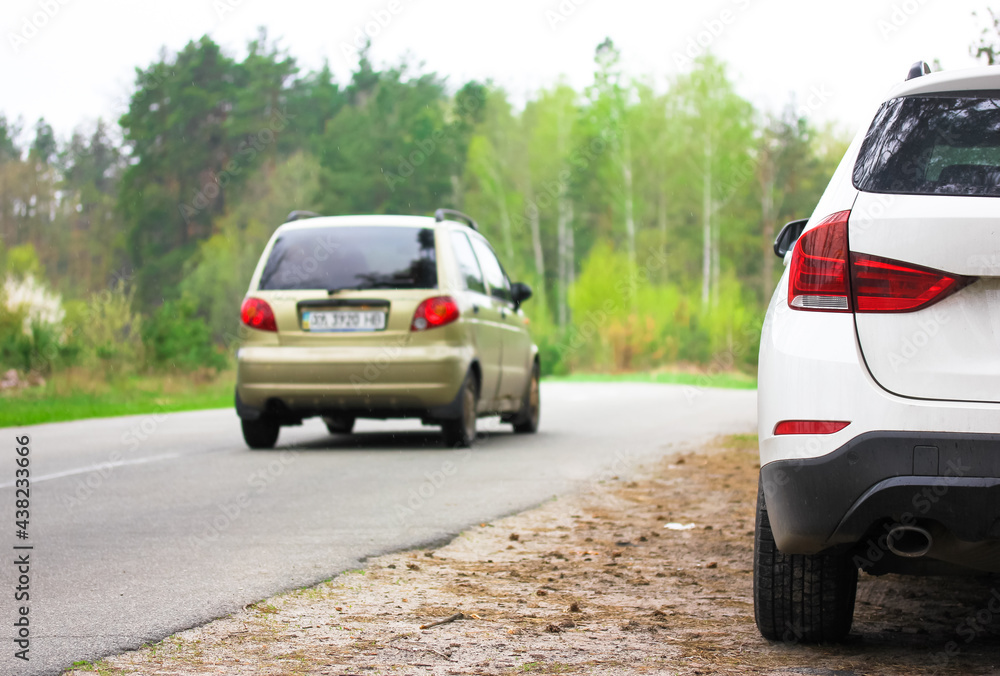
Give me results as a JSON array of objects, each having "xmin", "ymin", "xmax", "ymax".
[
  {"xmin": 434, "ymin": 208, "xmax": 478, "ymax": 231},
  {"xmin": 286, "ymin": 210, "xmax": 322, "ymax": 222},
  {"xmin": 906, "ymin": 61, "xmax": 931, "ymax": 81}
]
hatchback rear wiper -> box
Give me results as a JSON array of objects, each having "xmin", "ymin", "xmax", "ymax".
[
  {"xmin": 327, "ymin": 285, "xmax": 365, "ymax": 295},
  {"xmin": 328, "ymin": 280, "xmax": 417, "ymax": 294}
]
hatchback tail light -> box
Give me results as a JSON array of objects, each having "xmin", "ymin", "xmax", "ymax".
[
  {"xmin": 241, "ymin": 297, "xmax": 277, "ymax": 332},
  {"xmin": 788, "ymin": 210, "xmax": 974, "ymax": 314},
  {"xmin": 411, "ymin": 296, "xmax": 460, "ymax": 331}
]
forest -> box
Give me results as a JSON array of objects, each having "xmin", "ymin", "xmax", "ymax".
[{"xmin": 0, "ymin": 31, "xmax": 850, "ymax": 392}]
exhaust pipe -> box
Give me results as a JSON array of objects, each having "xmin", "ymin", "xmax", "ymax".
[{"xmin": 886, "ymin": 525, "xmax": 933, "ymax": 558}]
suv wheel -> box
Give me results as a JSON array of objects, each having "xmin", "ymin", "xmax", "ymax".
[
  {"xmin": 242, "ymin": 418, "xmax": 280, "ymax": 450},
  {"xmin": 442, "ymin": 372, "xmax": 478, "ymax": 448},
  {"xmin": 511, "ymin": 363, "xmax": 540, "ymax": 434},
  {"xmin": 753, "ymin": 480, "xmax": 857, "ymax": 643},
  {"xmin": 323, "ymin": 416, "xmax": 355, "ymax": 435}
]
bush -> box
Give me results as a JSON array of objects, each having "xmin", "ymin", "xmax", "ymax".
[
  {"xmin": 67, "ymin": 281, "xmax": 144, "ymax": 376},
  {"xmin": 561, "ymin": 240, "xmax": 761, "ymax": 373},
  {"xmin": 142, "ymin": 298, "xmax": 227, "ymax": 372},
  {"xmin": 0, "ymin": 272, "xmax": 74, "ymax": 374},
  {"xmin": 4, "ymin": 244, "xmax": 43, "ymax": 279}
]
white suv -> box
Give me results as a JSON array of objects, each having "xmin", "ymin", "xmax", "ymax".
[{"xmin": 755, "ymin": 62, "xmax": 1000, "ymax": 642}]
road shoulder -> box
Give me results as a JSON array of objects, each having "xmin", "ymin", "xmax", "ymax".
[{"xmin": 65, "ymin": 435, "xmax": 1000, "ymax": 675}]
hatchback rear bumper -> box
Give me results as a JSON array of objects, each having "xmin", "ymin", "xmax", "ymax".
[
  {"xmin": 236, "ymin": 344, "xmax": 472, "ymax": 416},
  {"xmin": 763, "ymin": 431, "xmax": 1000, "ymax": 559}
]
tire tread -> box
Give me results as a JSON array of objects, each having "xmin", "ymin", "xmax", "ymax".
[{"xmin": 753, "ymin": 480, "xmax": 857, "ymax": 643}]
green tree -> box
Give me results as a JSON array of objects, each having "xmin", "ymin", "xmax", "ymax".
[
  {"xmin": 973, "ymin": 8, "xmax": 1000, "ymax": 63},
  {"xmin": 58, "ymin": 119, "xmax": 126, "ymax": 293},
  {"xmin": 316, "ymin": 56, "xmax": 458, "ymax": 214},
  {"xmin": 672, "ymin": 55, "xmax": 755, "ymax": 309},
  {"xmin": 119, "ymin": 37, "xmax": 239, "ymax": 305}
]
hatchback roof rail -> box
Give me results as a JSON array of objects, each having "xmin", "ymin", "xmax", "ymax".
[
  {"xmin": 906, "ymin": 61, "xmax": 931, "ymax": 81},
  {"xmin": 286, "ymin": 210, "xmax": 322, "ymax": 222},
  {"xmin": 434, "ymin": 208, "xmax": 478, "ymax": 231}
]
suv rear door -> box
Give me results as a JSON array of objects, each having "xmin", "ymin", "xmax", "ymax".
[{"xmin": 850, "ymin": 93, "xmax": 1000, "ymax": 403}]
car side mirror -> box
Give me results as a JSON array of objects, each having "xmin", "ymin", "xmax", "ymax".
[
  {"xmin": 774, "ymin": 218, "xmax": 809, "ymax": 258},
  {"xmin": 510, "ymin": 282, "xmax": 532, "ymax": 309}
]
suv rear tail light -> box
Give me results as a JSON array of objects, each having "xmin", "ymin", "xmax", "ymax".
[
  {"xmin": 774, "ymin": 420, "xmax": 850, "ymax": 435},
  {"xmin": 411, "ymin": 296, "xmax": 460, "ymax": 331},
  {"xmin": 241, "ymin": 297, "xmax": 277, "ymax": 332},
  {"xmin": 850, "ymin": 254, "xmax": 972, "ymax": 313},
  {"xmin": 789, "ymin": 210, "xmax": 975, "ymax": 314},
  {"xmin": 788, "ymin": 211, "xmax": 852, "ymax": 312}
]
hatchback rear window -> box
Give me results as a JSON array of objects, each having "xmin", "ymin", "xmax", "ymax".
[
  {"xmin": 853, "ymin": 94, "xmax": 1000, "ymax": 197},
  {"xmin": 258, "ymin": 226, "xmax": 437, "ymax": 291}
]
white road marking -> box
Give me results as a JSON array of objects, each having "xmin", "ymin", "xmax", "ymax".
[{"xmin": 0, "ymin": 452, "xmax": 182, "ymax": 489}]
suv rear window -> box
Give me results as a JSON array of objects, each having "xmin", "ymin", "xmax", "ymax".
[
  {"xmin": 853, "ymin": 94, "xmax": 1000, "ymax": 197},
  {"xmin": 258, "ymin": 226, "xmax": 437, "ymax": 291}
]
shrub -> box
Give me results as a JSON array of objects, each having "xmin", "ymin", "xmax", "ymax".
[
  {"xmin": 68, "ymin": 281, "xmax": 145, "ymax": 376},
  {"xmin": 0, "ymin": 273, "xmax": 73, "ymax": 374},
  {"xmin": 142, "ymin": 298, "xmax": 227, "ymax": 372}
]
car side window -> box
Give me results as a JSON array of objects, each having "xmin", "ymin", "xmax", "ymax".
[
  {"xmin": 469, "ymin": 235, "xmax": 512, "ymax": 302},
  {"xmin": 449, "ymin": 231, "xmax": 487, "ymax": 295}
]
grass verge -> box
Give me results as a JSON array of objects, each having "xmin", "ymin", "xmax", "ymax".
[
  {"xmin": 1, "ymin": 369, "xmax": 234, "ymax": 428},
  {"xmin": 6, "ymin": 365, "xmax": 756, "ymax": 429},
  {"xmin": 544, "ymin": 369, "xmax": 757, "ymax": 389}
]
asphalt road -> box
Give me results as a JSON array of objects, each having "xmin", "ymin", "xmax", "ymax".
[{"xmin": 0, "ymin": 382, "xmax": 755, "ymax": 675}]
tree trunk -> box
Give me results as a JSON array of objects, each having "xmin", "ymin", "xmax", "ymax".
[
  {"xmin": 701, "ymin": 134, "xmax": 713, "ymax": 308},
  {"xmin": 658, "ymin": 188, "xmax": 668, "ymax": 281},
  {"xmin": 622, "ymin": 129, "xmax": 636, "ymax": 268},
  {"xmin": 567, "ymin": 199, "xmax": 575, "ymax": 326},
  {"xmin": 487, "ymin": 159, "xmax": 514, "ymax": 261},
  {"xmin": 557, "ymin": 191, "xmax": 571, "ymax": 328},
  {"xmin": 712, "ymin": 212, "xmax": 721, "ymax": 307},
  {"xmin": 526, "ymin": 186, "xmax": 546, "ymax": 307},
  {"xmin": 760, "ymin": 163, "xmax": 776, "ymax": 303}
]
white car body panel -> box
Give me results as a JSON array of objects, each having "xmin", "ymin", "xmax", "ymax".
[{"xmin": 759, "ymin": 270, "xmax": 1000, "ymax": 467}]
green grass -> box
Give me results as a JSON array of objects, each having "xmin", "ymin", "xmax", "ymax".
[
  {"xmin": 1, "ymin": 372, "xmax": 234, "ymax": 428},
  {"xmin": 544, "ymin": 369, "xmax": 757, "ymax": 390}
]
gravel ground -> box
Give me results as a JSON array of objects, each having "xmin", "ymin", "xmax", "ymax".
[{"xmin": 65, "ymin": 435, "xmax": 1000, "ymax": 675}]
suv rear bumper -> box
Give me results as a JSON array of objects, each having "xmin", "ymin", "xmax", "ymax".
[{"xmin": 763, "ymin": 431, "xmax": 1000, "ymax": 556}]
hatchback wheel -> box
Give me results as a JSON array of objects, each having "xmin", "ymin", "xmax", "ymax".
[
  {"xmin": 323, "ymin": 416, "xmax": 355, "ymax": 435},
  {"xmin": 242, "ymin": 418, "xmax": 280, "ymax": 450},
  {"xmin": 442, "ymin": 372, "xmax": 478, "ymax": 448},
  {"xmin": 753, "ymin": 480, "xmax": 857, "ymax": 643},
  {"xmin": 511, "ymin": 363, "xmax": 540, "ymax": 434}
]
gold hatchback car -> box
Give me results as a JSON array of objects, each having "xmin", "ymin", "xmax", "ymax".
[{"xmin": 235, "ymin": 209, "xmax": 540, "ymax": 449}]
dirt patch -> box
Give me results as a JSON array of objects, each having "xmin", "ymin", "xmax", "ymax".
[{"xmin": 67, "ymin": 435, "xmax": 1000, "ymax": 675}]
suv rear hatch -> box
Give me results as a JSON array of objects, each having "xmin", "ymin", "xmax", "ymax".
[
  {"xmin": 850, "ymin": 92, "xmax": 1000, "ymax": 403},
  {"xmin": 253, "ymin": 223, "xmax": 439, "ymax": 346}
]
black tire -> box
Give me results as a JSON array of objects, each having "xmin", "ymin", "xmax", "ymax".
[
  {"xmin": 442, "ymin": 371, "xmax": 478, "ymax": 448},
  {"xmin": 511, "ymin": 362, "xmax": 540, "ymax": 434},
  {"xmin": 754, "ymin": 479, "xmax": 857, "ymax": 643},
  {"xmin": 241, "ymin": 418, "xmax": 280, "ymax": 450},
  {"xmin": 323, "ymin": 416, "xmax": 355, "ymax": 435}
]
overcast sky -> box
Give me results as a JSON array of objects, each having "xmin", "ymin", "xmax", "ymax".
[{"xmin": 1, "ymin": 0, "xmax": 991, "ymax": 141}]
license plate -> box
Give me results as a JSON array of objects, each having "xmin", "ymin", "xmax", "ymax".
[{"xmin": 303, "ymin": 310, "xmax": 387, "ymax": 332}]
